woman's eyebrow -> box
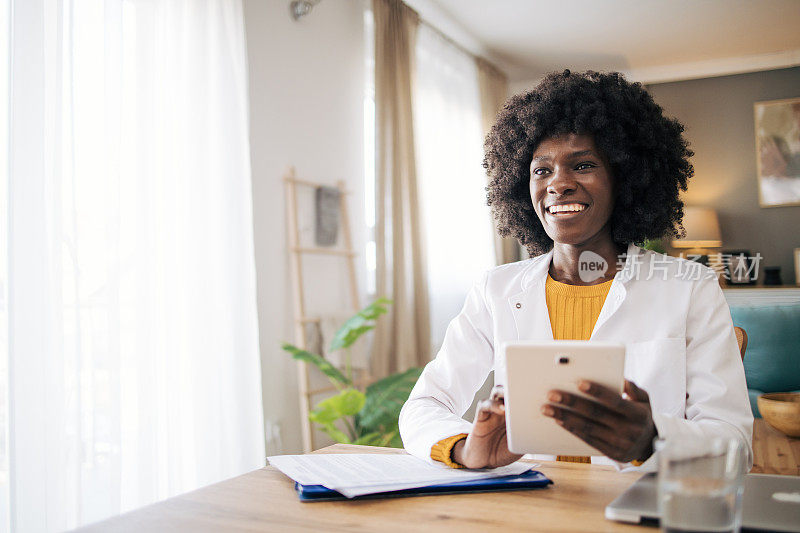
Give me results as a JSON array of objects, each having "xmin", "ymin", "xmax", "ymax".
[
  {"xmin": 567, "ymin": 149, "xmax": 594, "ymax": 159},
  {"xmin": 531, "ymin": 149, "xmax": 595, "ymax": 163}
]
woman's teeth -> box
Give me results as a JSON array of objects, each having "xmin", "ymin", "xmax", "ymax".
[{"xmin": 547, "ymin": 204, "xmax": 586, "ymax": 214}]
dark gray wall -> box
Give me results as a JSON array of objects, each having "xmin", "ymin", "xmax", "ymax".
[{"xmin": 648, "ymin": 67, "xmax": 800, "ymax": 285}]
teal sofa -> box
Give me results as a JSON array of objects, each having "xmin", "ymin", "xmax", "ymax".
[{"xmin": 729, "ymin": 304, "xmax": 800, "ymax": 417}]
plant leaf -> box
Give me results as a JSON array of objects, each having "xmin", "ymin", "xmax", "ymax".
[
  {"xmin": 320, "ymin": 423, "xmax": 351, "ymax": 444},
  {"xmin": 328, "ymin": 297, "xmax": 392, "ymax": 352},
  {"xmin": 328, "ymin": 315, "xmax": 361, "ymax": 352},
  {"xmin": 356, "ymin": 367, "xmax": 423, "ymax": 434},
  {"xmin": 329, "ymin": 324, "xmax": 374, "ymax": 352},
  {"xmin": 376, "ymin": 429, "xmax": 399, "ymax": 448},
  {"xmin": 356, "ymin": 297, "xmax": 392, "ymax": 320},
  {"xmin": 309, "ymin": 403, "xmax": 340, "ymax": 425},
  {"xmin": 281, "ymin": 342, "xmax": 351, "ymax": 386},
  {"xmin": 386, "ymin": 431, "xmax": 404, "ymax": 449},
  {"xmin": 317, "ymin": 389, "xmax": 366, "ymax": 417},
  {"xmin": 353, "ymin": 432, "xmax": 383, "ymax": 446}
]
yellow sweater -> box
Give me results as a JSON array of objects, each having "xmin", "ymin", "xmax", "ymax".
[
  {"xmin": 430, "ymin": 274, "xmax": 613, "ymax": 468},
  {"xmin": 545, "ymin": 274, "xmax": 613, "ymax": 340}
]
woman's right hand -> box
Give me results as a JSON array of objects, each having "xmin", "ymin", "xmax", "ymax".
[{"xmin": 452, "ymin": 385, "xmax": 522, "ymax": 469}]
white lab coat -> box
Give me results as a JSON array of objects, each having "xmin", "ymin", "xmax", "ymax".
[{"xmin": 399, "ymin": 245, "xmax": 754, "ymax": 472}]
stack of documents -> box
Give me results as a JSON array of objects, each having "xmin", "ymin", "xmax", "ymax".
[{"xmin": 268, "ymin": 453, "xmax": 549, "ymax": 499}]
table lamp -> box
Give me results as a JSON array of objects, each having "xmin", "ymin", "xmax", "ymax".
[{"xmin": 671, "ymin": 206, "xmax": 722, "ymax": 256}]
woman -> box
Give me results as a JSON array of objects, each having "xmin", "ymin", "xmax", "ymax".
[{"xmin": 398, "ymin": 70, "xmax": 753, "ymax": 471}]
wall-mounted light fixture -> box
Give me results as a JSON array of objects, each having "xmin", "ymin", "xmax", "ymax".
[{"xmin": 290, "ymin": 0, "xmax": 321, "ymax": 21}]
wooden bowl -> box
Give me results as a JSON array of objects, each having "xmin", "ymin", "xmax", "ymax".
[{"xmin": 758, "ymin": 393, "xmax": 800, "ymax": 437}]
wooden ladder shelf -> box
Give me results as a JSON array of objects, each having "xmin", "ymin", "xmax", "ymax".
[{"xmin": 284, "ymin": 167, "xmax": 367, "ymax": 452}]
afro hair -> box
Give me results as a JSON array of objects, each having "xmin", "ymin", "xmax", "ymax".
[{"xmin": 484, "ymin": 69, "xmax": 693, "ymax": 257}]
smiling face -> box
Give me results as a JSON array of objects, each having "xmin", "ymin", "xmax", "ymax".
[{"xmin": 529, "ymin": 133, "xmax": 615, "ymax": 247}]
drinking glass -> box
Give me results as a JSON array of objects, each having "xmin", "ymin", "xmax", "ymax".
[{"xmin": 655, "ymin": 437, "xmax": 747, "ymax": 533}]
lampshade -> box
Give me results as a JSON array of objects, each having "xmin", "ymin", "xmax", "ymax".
[{"xmin": 672, "ymin": 206, "xmax": 722, "ymax": 248}]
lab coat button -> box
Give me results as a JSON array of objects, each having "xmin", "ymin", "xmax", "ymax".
[{"xmin": 515, "ymin": 302, "xmax": 521, "ymax": 309}]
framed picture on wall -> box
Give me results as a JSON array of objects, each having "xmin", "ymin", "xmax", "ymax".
[
  {"xmin": 795, "ymin": 247, "xmax": 800, "ymax": 286},
  {"xmin": 755, "ymin": 97, "xmax": 800, "ymax": 207}
]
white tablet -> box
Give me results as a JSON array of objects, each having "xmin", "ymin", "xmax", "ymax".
[{"xmin": 504, "ymin": 341, "xmax": 625, "ymax": 456}]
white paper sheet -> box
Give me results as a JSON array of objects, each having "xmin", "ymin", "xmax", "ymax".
[
  {"xmin": 268, "ymin": 454, "xmax": 534, "ymax": 498},
  {"xmin": 335, "ymin": 461, "xmax": 538, "ymax": 498}
]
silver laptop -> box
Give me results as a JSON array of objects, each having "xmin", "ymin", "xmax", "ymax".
[{"xmin": 605, "ymin": 473, "xmax": 800, "ymax": 532}]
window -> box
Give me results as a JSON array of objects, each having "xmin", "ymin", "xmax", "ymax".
[{"xmin": 413, "ymin": 24, "xmax": 495, "ymax": 350}]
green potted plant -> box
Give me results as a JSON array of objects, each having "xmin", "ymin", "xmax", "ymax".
[
  {"xmin": 640, "ymin": 238, "xmax": 667, "ymax": 254},
  {"xmin": 281, "ymin": 298, "xmax": 422, "ymax": 448}
]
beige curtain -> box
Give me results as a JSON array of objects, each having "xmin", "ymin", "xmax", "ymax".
[
  {"xmin": 372, "ymin": 0, "xmax": 431, "ymax": 376},
  {"xmin": 476, "ymin": 58, "xmax": 520, "ymax": 264}
]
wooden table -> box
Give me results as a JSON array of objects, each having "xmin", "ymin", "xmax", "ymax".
[
  {"xmin": 76, "ymin": 419, "xmax": 798, "ymax": 532},
  {"xmin": 752, "ymin": 418, "xmax": 800, "ymax": 475}
]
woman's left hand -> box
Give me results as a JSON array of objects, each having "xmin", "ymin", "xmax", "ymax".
[{"xmin": 542, "ymin": 379, "xmax": 657, "ymax": 463}]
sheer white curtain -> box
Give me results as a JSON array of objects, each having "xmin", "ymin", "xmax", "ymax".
[
  {"xmin": 413, "ymin": 24, "xmax": 495, "ymax": 351},
  {"xmin": 2, "ymin": 1, "xmax": 264, "ymax": 531}
]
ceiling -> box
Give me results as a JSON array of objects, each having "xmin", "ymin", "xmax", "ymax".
[{"xmin": 422, "ymin": 0, "xmax": 800, "ymax": 84}]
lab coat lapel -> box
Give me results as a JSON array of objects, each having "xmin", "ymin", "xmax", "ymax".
[
  {"xmin": 591, "ymin": 244, "xmax": 639, "ymax": 337},
  {"xmin": 506, "ymin": 244, "xmax": 641, "ymax": 340},
  {"xmin": 508, "ymin": 251, "xmax": 554, "ymax": 341}
]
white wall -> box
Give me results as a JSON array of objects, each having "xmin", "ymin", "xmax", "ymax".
[{"xmin": 243, "ymin": 0, "xmax": 366, "ymax": 454}]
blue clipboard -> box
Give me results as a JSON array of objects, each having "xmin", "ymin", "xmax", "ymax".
[{"xmin": 295, "ymin": 468, "xmax": 553, "ymax": 502}]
